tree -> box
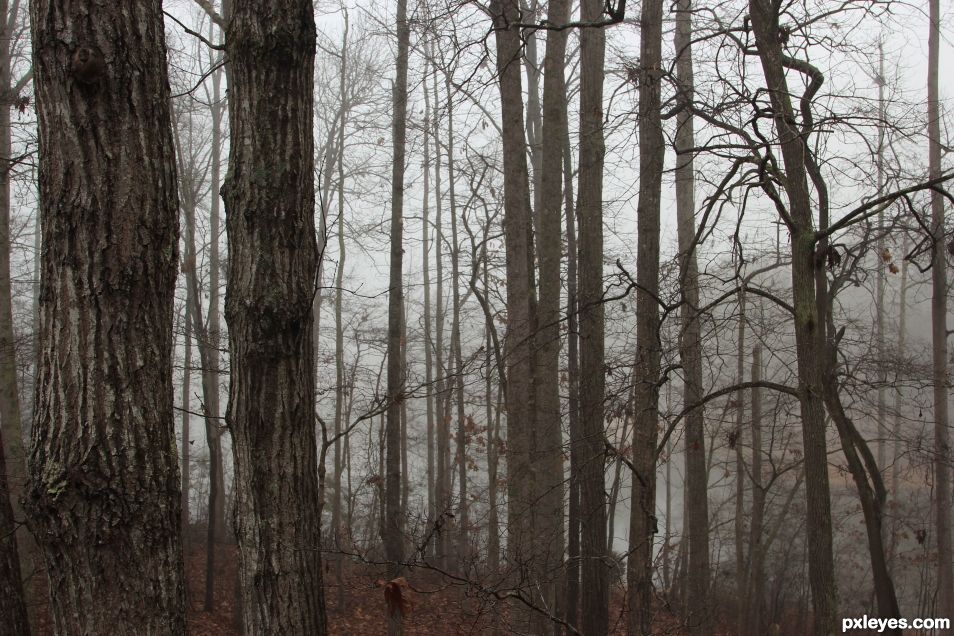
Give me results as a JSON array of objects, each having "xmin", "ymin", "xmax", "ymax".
[
  {"xmin": 26, "ymin": 0, "xmax": 186, "ymax": 630},
  {"xmin": 490, "ymin": 0, "xmax": 543, "ymax": 628},
  {"xmin": 0, "ymin": 414, "xmax": 28, "ymax": 634},
  {"xmin": 578, "ymin": 0, "xmax": 610, "ymax": 632},
  {"xmin": 384, "ymin": 0, "xmax": 409, "ymax": 632},
  {"xmin": 672, "ymin": 1, "xmax": 710, "ymax": 631},
  {"xmin": 223, "ymin": 0, "xmax": 327, "ymax": 631},
  {"xmin": 927, "ymin": 0, "xmax": 954, "ymax": 618},
  {"xmin": 627, "ymin": 0, "xmax": 664, "ymax": 632},
  {"xmin": 747, "ymin": 1, "xmax": 840, "ymax": 631}
]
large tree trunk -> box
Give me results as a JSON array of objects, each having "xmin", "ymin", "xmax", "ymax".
[
  {"xmin": 927, "ymin": 0, "xmax": 954, "ymax": 618},
  {"xmin": 384, "ymin": 0, "xmax": 409, "ymax": 632},
  {"xmin": 627, "ymin": 0, "xmax": 664, "ymax": 633},
  {"xmin": 578, "ymin": 1, "xmax": 609, "ymax": 633},
  {"xmin": 535, "ymin": 0, "xmax": 569, "ymax": 630},
  {"xmin": 223, "ymin": 1, "xmax": 327, "ymax": 632},
  {"xmin": 747, "ymin": 1, "xmax": 837, "ymax": 631},
  {"xmin": 491, "ymin": 0, "xmax": 542, "ymax": 629},
  {"xmin": 673, "ymin": 2, "xmax": 710, "ymax": 632},
  {"xmin": 26, "ymin": 1, "xmax": 186, "ymax": 631}
]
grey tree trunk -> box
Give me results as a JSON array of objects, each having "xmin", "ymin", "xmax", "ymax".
[
  {"xmin": 331, "ymin": 11, "xmax": 348, "ymax": 612},
  {"xmin": 26, "ymin": 1, "xmax": 186, "ymax": 631},
  {"xmin": 491, "ymin": 0, "xmax": 542, "ymax": 629},
  {"xmin": 384, "ymin": 0, "xmax": 409, "ymax": 632},
  {"xmin": 578, "ymin": 0, "xmax": 609, "ymax": 632},
  {"xmin": 222, "ymin": 0, "xmax": 327, "ymax": 631},
  {"xmin": 747, "ymin": 1, "xmax": 837, "ymax": 631},
  {"xmin": 928, "ymin": 0, "xmax": 954, "ymax": 618},
  {"xmin": 535, "ymin": 0, "xmax": 569, "ymax": 629},
  {"xmin": 627, "ymin": 0, "xmax": 664, "ymax": 633},
  {"xmin": 0, "ymin": 422, "xmax": 28, "ymax": 635},
  {"xmin": 744, "ymin": 346, "xmax": 765, "ymax": 636},
  {"xmin": 673, "ymin": 2, "xmax": 710, "ymax": 631},
  {"xmin": 445, "ymin": 72, "xmax": 469, "ymax": 569},
  {"xmin": 0, "ymin": 1, "xmax": 33, "ymax": 616},
  {"xmin": 422, "ymin": 58, "xmax": 437, "ymax": 558},
  {"xmin": 564, "ymin": 103, "xmax": 581, "ymax": 631}
]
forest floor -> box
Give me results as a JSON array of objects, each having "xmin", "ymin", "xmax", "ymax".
[{"xmin": 25, "ymin": 537, "xmax": 706, "ymax": 635}]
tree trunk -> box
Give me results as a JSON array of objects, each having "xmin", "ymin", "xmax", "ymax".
[
  {"xmin": 578, "ymin": 1, "xmax": 609, "ymax": 633},
  {"xmin": 332, "ymin": 13, "xmax": 348, "ymax": 612},
  {"xmin": 744, "ymin": 346, "xmax": 765, "ymax": 636},
  {"xmin": 627, "ymin": 0, "xmax": 664, "ymax": 633},
  {"xmin": 26, "ymin": 1, "xmax": 186, "ymax": 631},
  {"xmin": 748, "ymin": 2, "xmax": 838, "ymax": 631},
  {"xmin": 564, "ymin": 102, "xmax": 581, "ymax": 632},
  {"xmin": 445, "ymin": 72, "xmax": 469, "ymax": 569},
  {"xmin": 0, "ymin": 421, "xmax": 28, "ymax": 635},
  {"xmin": 673, "ymin": 2, "xmax": 710, "ymax": 631},
  {"xmin": 385, "ymin": 0, "xmax": 409, "ymax": 632},
  {"xmin": 222, "ymin": 1, "xmax": 327, "ymax": 631},
  {"xmin": 927, "ymin": 0, "xmax": 954, "ymax": 618},
  {"xmin": 422, "ymin": 57, "xmax": 437, "ymax": 560},
  {"xmin": 0, "ymin": 1, "xmax": 33, "ymax": 616},
  {"xmin": 491, "ymin": 1, "xmax": 542, "ymax": 629}
]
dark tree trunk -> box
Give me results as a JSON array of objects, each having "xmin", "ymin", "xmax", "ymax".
[
  {"xmin": 491, "ymin": 0, "xmax": 542, "ymax": 629},
  {"xmin": 26, "ymin": 1, "xmax": 186, "ymax": 631},
  {"xmin": 748, "ymin": 1, "xmax": 837, "ymax": 631},
  {"xmin": 673, "ymin": 2, "xmax": 710, "ymax": 632},
  {"xmin": 627, "ymin": 0, "xmax": 664, "ymax": 632},
  {"xmin": 0, "ymin": 418, "xmax": 28, "ymax": 635},
  {"xmin": 223, "ymin": 1, "xmax": 327, "ymax": 632},
  {"xmin": 578, "ymin": 0, "xmax": 609, "ymax": 632},
  {"xmin": 385, "ymin": 0, "xmax": 409, "ymax": 632},
  {"xmin": 536, "ymin": 0, "xmax": 570, "ymax": 630}
]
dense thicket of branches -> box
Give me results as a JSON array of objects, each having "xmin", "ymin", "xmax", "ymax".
[{"xmin": 0, "ymin": 0, "xmax": 952, "ymax": 634}]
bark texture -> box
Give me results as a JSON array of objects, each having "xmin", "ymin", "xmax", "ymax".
[
  {"xmin": 26, "ymin": 1, "xmax": 186, "ymax": 631},
  {"xmin": 222, "ymin": 1, "xmax": 327, "ymax": 632}
]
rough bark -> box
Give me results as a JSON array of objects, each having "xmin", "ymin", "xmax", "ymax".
[
  {"xmin": 26, "ymin": 1, "xmax": 186, "ymax": 631},
  {"xmin": 222, "ymin": 1, "xmax": 327, "ymax": 632}
]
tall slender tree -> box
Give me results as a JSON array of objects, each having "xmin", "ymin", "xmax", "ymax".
[
  {"xmin": 27, "ymin": 0, "xmax": 186, "ymax": 630},
  {"xmin": 628, "ymin": 0, "xmax": 664, "ymax": 632},
  {"xmin": 223, "ymin": 0, "xmax": 327, "ymax": 631},
  {"xmin": 672, "ymin": 2, "xmax": 710, "ymax": 631},
  {"xmin": 384, "ymin": 0, "xmax": 409, "ymax": 632},
  {"xmin": 927, "ymin": 0, "xmax": 954, "ymax": 618}
]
